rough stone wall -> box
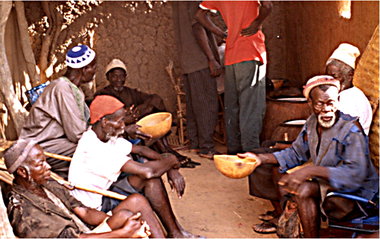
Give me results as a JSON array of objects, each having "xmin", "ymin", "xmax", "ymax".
[{"xmin": 93, "ymin": 1, "xmax": 178, "ymax": 113}]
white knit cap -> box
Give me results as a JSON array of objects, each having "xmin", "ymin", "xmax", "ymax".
[
  {"xmin": 105, "ymin": 58, "xmax": 127, "ymax": 74},
  {"xmin": 327, "ymin": 43, "xmax": 360, "ymax": 69},
  {"xmin": 66, "ymin": 45, "xmax": 96, "ymax": 69}
]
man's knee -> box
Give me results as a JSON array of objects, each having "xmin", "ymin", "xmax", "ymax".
[
  {"xmin": 294, "ymin": 182, "xmax": 320, "ymax": 201},
  {"xmin": 127, "ymin": 193, "xmax": 149, "ymax": 206},
  {"xmin": 113, "ymin": 209, "xmax": 133, "ymax": 222}
]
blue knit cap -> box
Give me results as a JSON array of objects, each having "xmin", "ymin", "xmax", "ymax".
[{"xmin": 66, "ymin": 44, "xmax": 96, "ymax": 69}]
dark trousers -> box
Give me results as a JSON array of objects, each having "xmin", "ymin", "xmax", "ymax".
[
  {"xmin": 183, "ymin": 68, "xmax": 218, "ymax": 152},
  {"xmin": 224, "ymin": 60, "xmax": 266, "ymax": 153}
]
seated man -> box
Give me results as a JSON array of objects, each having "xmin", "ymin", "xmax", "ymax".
[
  {"xmin": 326, "ymin": 43, "xmax": 372, "ymax": 135},
  {"xmin": 69, "ymin": 95, "xmax": 200, "ymax": 238},
  {"xmin": 240, "ymin": 75, "xmax": 379, "ymax": 237},
  {"xmin": 3, "ymin": 139, "xmax": 156, "ymax": 238},
  {"xmin": 94, "ymin": 59, "xmax": 199, "ymax": 168},
  {"xmin": 19, "ymin": 44, "xmax": 97, "ymax": 179}
]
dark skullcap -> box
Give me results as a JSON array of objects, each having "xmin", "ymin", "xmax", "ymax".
[{"xmin": 4, "ymin": 139, "xmax": 37, "ymax": 174}]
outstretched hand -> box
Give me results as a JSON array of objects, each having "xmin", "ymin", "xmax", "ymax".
[
  {"xmin": 237, "ymin": 152, "xmax": 262, "ymax": 166},
  {"xmin": 167, "ymin": 169, "xmax": 185, "ymax": 199}
]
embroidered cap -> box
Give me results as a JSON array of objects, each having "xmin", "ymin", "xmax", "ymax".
[
  {"xmin": 105, "ymin": 58, "xmax": 127, "ymax": 75},
  {"xmin": 66, "ymin": 45, "xmax": 96, "ymax": 69},
  {"xmin": 326, "ymin": 43, "xmax": 360, "ymax": 69},
  {"xmin": 303, "ymin": 75, "xmax": 340, "ymax": 99},
  {"xmin": 90, "ymin": 95, "xmax": 125, "ymax": 124},
  {"xmin": 4, "ymin": 139, "xmax": 38, "ymax": 174}
]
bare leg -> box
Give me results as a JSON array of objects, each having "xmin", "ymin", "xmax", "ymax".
[
  {"xmin": 106, "ymin": 209, "xmax": 133, "ymax": 228},
  {"xmin": 112, "ymin": 194, "xmax": 165, "ymax": 238},
  {"xmin": 294, "ymin": 181, "xmax": 321, "ymax": 238},
  {"xmin": 143, "ymin": 178, "xmax": 198, "ymax": 238}
]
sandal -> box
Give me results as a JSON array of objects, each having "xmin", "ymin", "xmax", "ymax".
[
  {"xmin": 252, "ymin": 221, "xmax": 277, "ymax": 234},
  {"xmin": 198, "ymin": 150, "xmax": 219, "ymax": 160},
  {"xmin": 179, "ymin": 156, "xmax": 201, "ymax": 168},
  {"xmin": 259, "ymin": 210, "xmax": 276, "ymax": 221}
]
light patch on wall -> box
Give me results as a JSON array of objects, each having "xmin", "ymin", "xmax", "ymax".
[{"xmin": 339, "ymin": 0, "xmax": 351, "ymax": 19}]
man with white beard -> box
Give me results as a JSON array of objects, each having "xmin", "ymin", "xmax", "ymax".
[{"xmin": 239, "ymin": 75, "xmax": 378, "ymax": 237}]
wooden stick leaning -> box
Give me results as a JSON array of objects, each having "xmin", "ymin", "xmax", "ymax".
[{"xmin": 50, "ymin": 173, "xmax": 127, "ymax": 201}]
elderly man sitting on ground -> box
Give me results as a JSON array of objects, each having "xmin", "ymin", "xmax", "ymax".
[
  {"xmin": 3, "ymin": 139, "xmax": 156, "ymax": 238},
  {"xmin": 241, "ymin": 75, "xmax": 379, "ymax": 237},
  {"xmin": 69, "ymin": 95, "xmax": 201, "ymax": 238}
]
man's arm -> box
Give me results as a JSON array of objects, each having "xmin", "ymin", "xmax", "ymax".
[
  {"xmin": 238, "ymin": 152, "xmax": 278, "ymax": 166},
  {"xmin": 128, "ymin": 145, "xmax": 185, "ymax": 197},
  {"xmin": 73, "ymin": 206, "xmax": 108, "ymax": 226},
  {"xmin": 195, "ymin": 9, "xmax": 227, "ymax": 39},
  {"xmin": 122, "ymin": 145, "xmax": 179, "ymax": 179},
  {"xmin": 241, "ymin": 1, "xmax": 273, "ymax": 36},
  {"xmin": 278, "ymin": 165, "xmax": 329, "ymax": 195},
  {"xmin": 192, "ymin": 22, "xmax": 222, "ymax": 77}
]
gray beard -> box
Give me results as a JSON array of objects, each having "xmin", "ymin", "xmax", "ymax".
[{"xmin": 317, "ymin": 113, "xmax": 336, "ymax": 128}]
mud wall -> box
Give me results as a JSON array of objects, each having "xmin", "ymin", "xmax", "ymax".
[
  {"xmin": 93, "ymin": 2, "xmax": 178, "ymax": 113},
  {"xmin": 24, "ymin": 1, "xmax": 178, "ymax": 113},
  {"xmin": 278, "ymin": 0, "xmax": 379, "ymax": 87}
]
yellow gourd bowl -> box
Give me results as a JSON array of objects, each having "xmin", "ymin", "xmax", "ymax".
[
  {"xmin": 213, "ymin": 155, "xmax": 259, "ymax": 179},
  {"xmin": 136, "ymin": 112, "xmax": 172, "ymax": 139}
]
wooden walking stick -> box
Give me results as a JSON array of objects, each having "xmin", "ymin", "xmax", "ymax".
[
  {"xmin": 0, "ymin": 140, "xmax": 126, "ymax": 201},
  {"xmin": 165, "ymin": 61, "xmax": 186, "ymax": 145}
]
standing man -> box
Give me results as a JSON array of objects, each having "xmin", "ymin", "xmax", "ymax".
[
  {"xmin": 196, "ymin": 1, "xmax": 273, "ymax": 154},
  {"xmin": 19, "ymin": 44, "xmax": 96, "ymax": 179},
  {"xmin": 325, "ymin": 43, "xmax": 372, "ymax": 135},
  {"xmin": 172, "ymin": 1, "xmax": 221, "ymax": 159}
]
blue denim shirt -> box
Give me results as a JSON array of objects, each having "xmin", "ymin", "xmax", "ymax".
[{"xmin": 273, "ymin": 112, "xmax": 379, "ymax": 200}]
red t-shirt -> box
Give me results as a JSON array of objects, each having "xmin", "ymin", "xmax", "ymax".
[{"xmin": 200, "ymin": 1, "xmax": 266, "ymax": 65}]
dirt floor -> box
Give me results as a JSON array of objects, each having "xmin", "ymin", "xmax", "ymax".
[{"xmin": 162, "ymin": 145, "xmax": 277, "ymax": 238}]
